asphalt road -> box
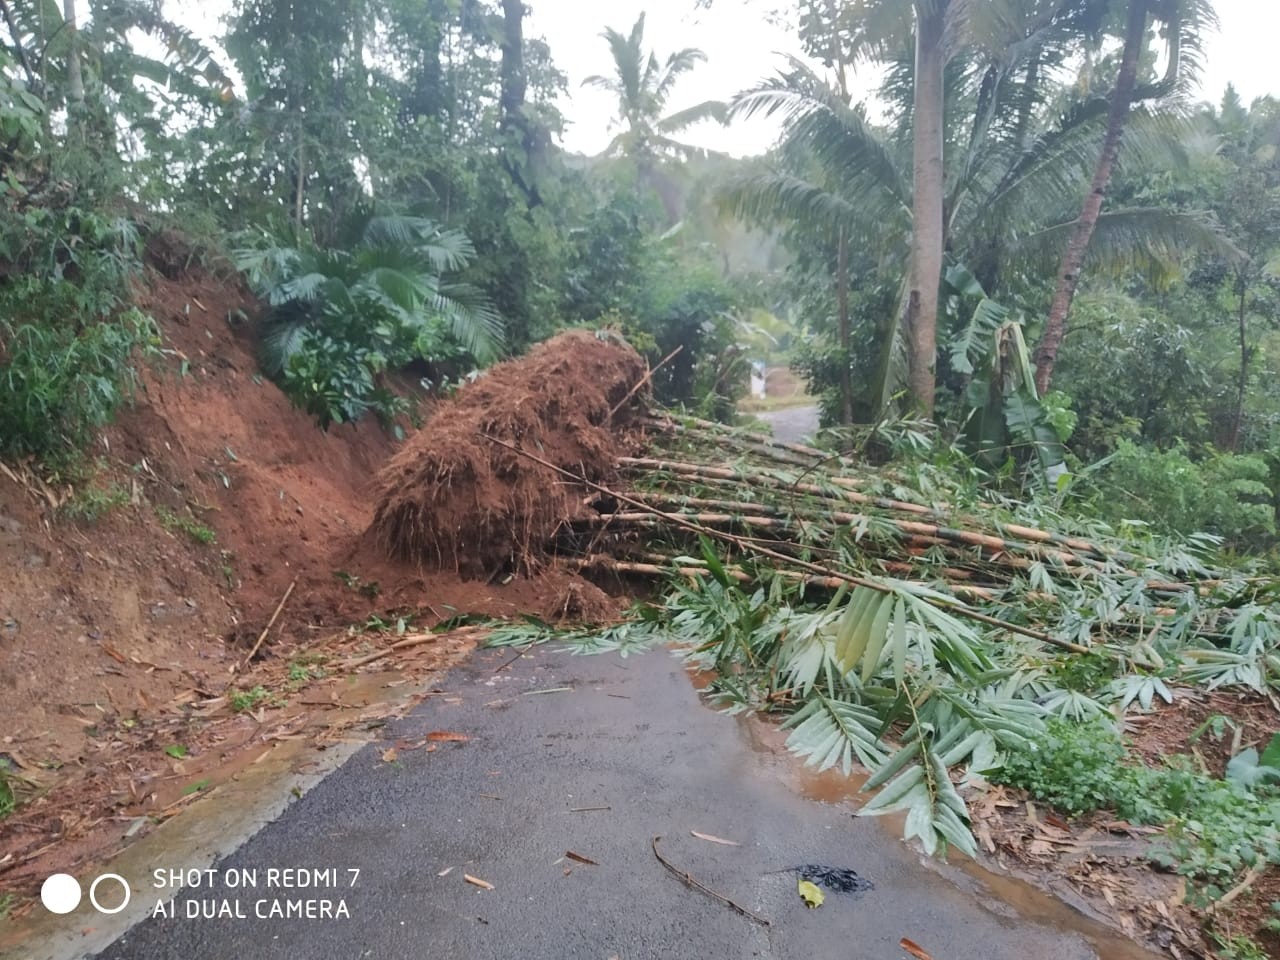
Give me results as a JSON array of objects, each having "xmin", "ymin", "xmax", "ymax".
[
  {"xmin": 756, "ymin": 405, "xmax": 820, "ymax": 445},
  {"xmin": 93, "ymin": 647, "xmax": 1121, "ymax": 960}
]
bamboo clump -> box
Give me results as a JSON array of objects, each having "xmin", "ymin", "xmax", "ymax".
[{"xmin": 480, "ymin": 409, "xmax": 1236, "ymax": 661}]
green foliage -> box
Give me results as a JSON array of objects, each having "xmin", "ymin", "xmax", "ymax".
[
  {"xmin": 0, "ymin": 63, "xmax": 43, "ymax": 160},
  {"xmin": 560, "ymin": 186, "xmax": 751, "ymax": 421},
  {"xmin": 1224, "ymin": 734, "xmax": 1280, "ymax": 789},
  {"xmin": 1152, "ymin": 768, "xmax": 1280, "ymax": 901},
  {"xmin": 1210, "ymin": 933, "xmax": 1270, "ymax": 960},
  {"xmin": 230, "ymin": 686, "xmax": 270, "ymax": 713},
  {"xmin": 1088, "ymin": 441, "xmax": 1275, "ymax": 548},
  {"xmin": 993, "ymin": 719, "xmax": 1280, "ymax": 900},
  {"xmin": 237, "ymin": 215, "xmax": 501, "ymax": 426},
  {"xmin": 480, "ymin": 618, "xmax": 666, "ymax": 658},
  {"xmin": 60, "ymin": 482, "xmax": 130, "ymax": 523},
  {"xmin": 993, "ymin": 718, "xmax": 1129, "ymax": 816},
  {"xmin": 155, "ymin": 506, "xmax": 216, "ymax": 545},
  {"xmin": 0, "ymin": 759, "xmax": 14, "ymax": 819},
  {"xmin": 0, "ymin": 208, "xmax": 158, "ymax": 469},
  {"xmin": 287, "ymin": 659, "xmax": 326, "ymax": 687}
]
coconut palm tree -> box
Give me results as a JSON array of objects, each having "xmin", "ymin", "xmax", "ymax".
[
  {"xmin": 721, "ymin": 44, "xmax": 1228, "ymax": 439},
  {"xmin": 1033, "ymin": 0, "xmax": 1219, "ymax": 394},
  {"xmin": 743, "ymin": 0, "xmax": 1107, "ymax": 416},
  {"xmin": 583, "ymin": 13, "xmax": 724, "ymax": 218}
]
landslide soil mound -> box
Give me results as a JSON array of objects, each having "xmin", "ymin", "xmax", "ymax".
[
  {"xmin": 0, "ymin": 268, "xmax": 631, "ymax": 894},
  {"xmin": 2, "ymin": 267, "xmax": 412, "ymax": 772},
  {"xmin": 2, "ymin": 277, "xmax": 640, "ymax": 770},
  {"xmin": 371, "ymin": 330, "xmax": 648, "ymax": 579}
]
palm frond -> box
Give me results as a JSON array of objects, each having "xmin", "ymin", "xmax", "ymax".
[
  {"xmin": 656, "ymin": 47, "xmax": 708, "ymax": 103},
  {"xmin": 1008, "ymin": 207, "xmax": 1240, "ymax": 279},
  {"xmin": 259, "ymin": 304, "xmax": 314, "ymax": 375},
  {"xmin": 656, "ymin": 99, "xmax": 726, "ymax": 134},
  {"xmin": 717, "ymin": 172, "xmax": 860, "ymax": 242},
  {"xmin": 433, "ymin": 282, "xmax": 505, "ymax": 364},
  {"xmin": 730, "ymin": 57, "xmax": 909, "ymax": 215},
  {"xmin": 600, "ymin": 18, "xmax": 644, "ymax": 109}
]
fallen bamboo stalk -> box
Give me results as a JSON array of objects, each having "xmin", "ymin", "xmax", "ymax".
[
  {"xmin": 484, "ymin": 433, "xmax": 1087, "ymax": 653},
  {"xmin": 620, "ymin": 456, "xmax": 942, "ymax": 519},
  {"xmin": 343, "ymin": 625, "xmax": 490, "ymax": 670},
  {"xmin": 626, "ymin": 454, "xmax": 1141, "ymax": 567},
  {"xmin": 570, "ymin": 555, "xmax": 1025, "ymax": 602},
  {"xmin": 630, "ymin": 472, "xmax": 1144, "ymax": 573},
  {"xmin": 583, "ymin": 507, "xmax": 1117, "ymax": 575},
  {"xmin": 647, "ymin": 413, "xmax": 893, "ymax": 475},
  {"xmin": 238, "ymin": 578, "xmax": 296, "ymax": 672},
  {"xmin": 644, "ymin": 414, "xmax": 844, "ymax": 466},
  {"xmin": 648, "ymin": 422, "xmax": 824, "ymax": 469},
  {"xmin": 583, "ymin": 512, "xmax": 1119, "ymax": 590}
]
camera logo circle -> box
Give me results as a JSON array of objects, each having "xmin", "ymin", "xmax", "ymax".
[
  {"xmin": 41, "ymin": 873, "xmax": 131, "ymax": 915},
  {"xmin": 40, "ymin": 874, "xmax": 82, "ymax": 914},
  {"xmin": 89, "ymin": 874, "xmax": 131, "ymax": 914}
]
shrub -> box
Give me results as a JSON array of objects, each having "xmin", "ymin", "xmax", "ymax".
[
  {"xmin": 236, "ymin": 215, "xmax": 501, "ymax": 427},
  {"xmin": 993, "ymin": 718, "xmax": 1130, "ymax": 816},
  {"xmin": 1, "ymin": 305, "xmax": 155, "ymax": 467},
  {"xmin": 0, "ymin": 208, "xmax": 157, "ymax": 470},
  {"xmin": 993, "ymin": 718, "xmax": 1280, "ymax": 901},
  {"xmin": 1088, "ymin": 441, "xmax": 1275, "ymax": 548}
]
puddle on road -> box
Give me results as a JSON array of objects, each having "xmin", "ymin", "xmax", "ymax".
[{"xmin": 692, "ymin": 668, "xmax": 1167, "ymax": 960}]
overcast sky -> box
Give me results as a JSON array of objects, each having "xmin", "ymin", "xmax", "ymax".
[
  {"xmin": 532, "ymin": 0, "xmax": 1280, "ymax": 157},
  {"xmin": 177, "ymin": 0, "xmax": 1280, "ymax": 158}
]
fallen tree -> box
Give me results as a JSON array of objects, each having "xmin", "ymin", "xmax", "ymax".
[{"xmin": 372, "ymin": 339, "xmax": 1279, "ymax": 877}]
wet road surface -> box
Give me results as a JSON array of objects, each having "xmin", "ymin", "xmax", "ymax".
[
  {"xmin": 756, "ymin": 405, "xmax": 820, "ymax": 445},
  {"xmin": 89, "ymin": 647, "xmax": 1140, "ymax": 960}
]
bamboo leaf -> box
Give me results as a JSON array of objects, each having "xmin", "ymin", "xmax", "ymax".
[
  {"xmin": 861, "ymin": 593, "xmax": 896, "ymax": 683},
  {"xmin": 892, "ymin": 597, "xmax": 908, "ymax": 687},
  {"xmin": 834, "ymin": 587, "xmax": 876, "ymax": 672},
  {"xmin": 861, "ymin": 764, "xmax": 925, "ymax": 813},
  {"xmin": 864, "ymin": 741, "xmax": 921, "ymax": 791},
  {"xmin": 698, "ymin": 535, "xmax": 731, "ymax": 588}
]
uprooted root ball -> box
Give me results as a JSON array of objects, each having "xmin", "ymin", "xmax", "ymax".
[{"xmin": 370, "ymin": 330, "xmax": 649, "ymax": 578}]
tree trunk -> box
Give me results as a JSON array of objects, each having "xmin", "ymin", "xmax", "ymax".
[
  {"xmin": 499, "ymin": 0, "xmax": 527, "ymax": 136},
  {"xmin": 62, "ymin": 0, "xmax": 84, "ymax": 110},
  {"xmin": 1033, "ymin": 0, "xmax": 1147, "ymax": 396},
  {"xmin": 905, "ymin": 0, "xmax": 947, "ymax": 419},
  {"xmin": 1230, "ymin": 271, "xmax": 1249, "ymax": 451},
  {"xmin": 499, "ymin": 0, "xmax": 540, "ymax": 205},
  {"xmin": 837, "ymin": 228, "xmax": 853, "ymax": 425},
  {"xmin": 0, "ymin": 0, "xmax": 39, "ymax": 94},
  {"xmin": 294, "ymin": 122, "xmax": 306, "ymax": 241}
]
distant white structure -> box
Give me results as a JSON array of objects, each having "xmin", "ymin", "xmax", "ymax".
[{"xmin": 749, "ymin": 360, "xmax": 766, "ymax": 399}]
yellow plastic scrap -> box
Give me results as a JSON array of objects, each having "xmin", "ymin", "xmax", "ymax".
[{"xmin": 797, "ymin": 877, "xmax": 824, "ymax": 908}]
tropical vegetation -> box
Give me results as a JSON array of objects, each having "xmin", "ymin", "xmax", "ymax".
[{"xmin": 3, "ymin": 0, "xmax": 1280, "ymax": 952}]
